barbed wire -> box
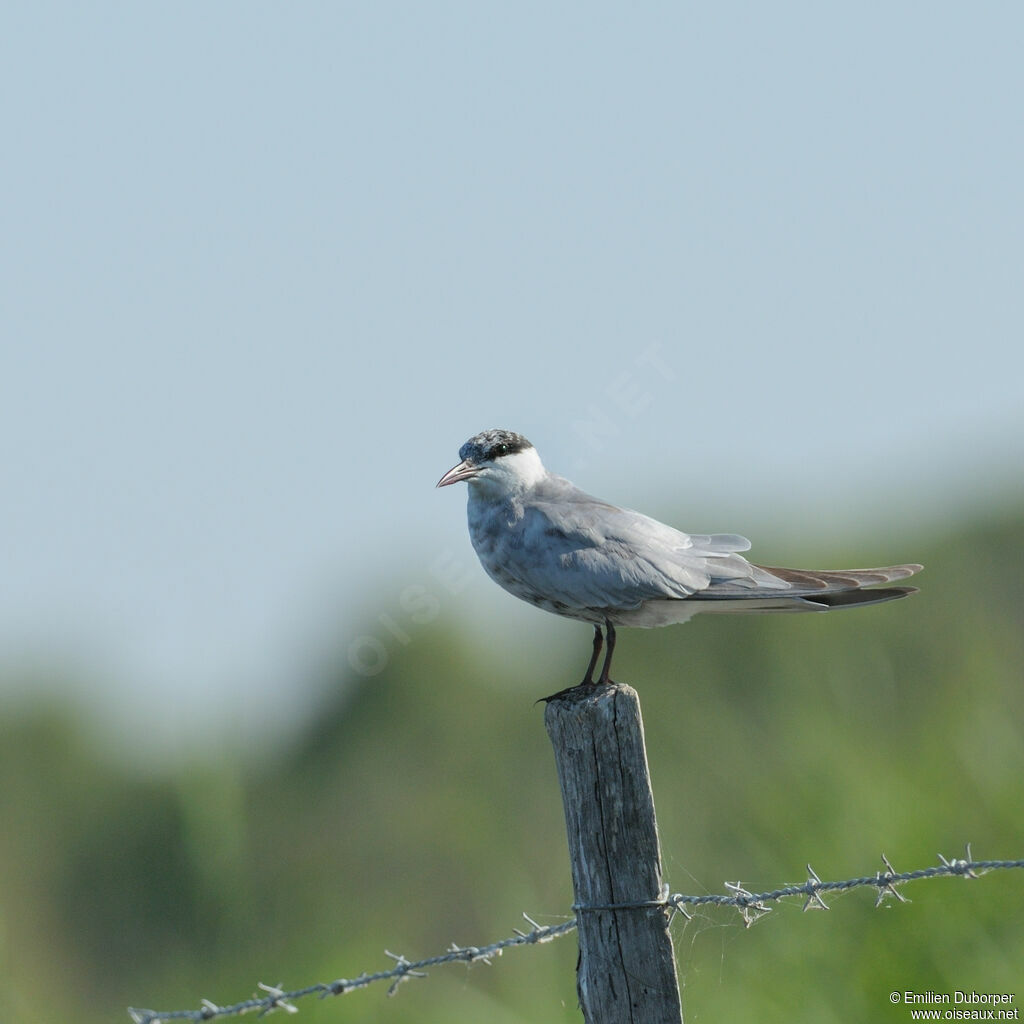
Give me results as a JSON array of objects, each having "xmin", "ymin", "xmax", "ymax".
[
  {"xmin": 128, "ymin": 848, "xmax": 1024, "ymax": 1024},
  {"xmin": 128, "ymin": 915, "xmax": 576, "ymax": 1023},
  {"xmin": 578, "ymin": 848, "xmax": 1024, "ymax": 926}
]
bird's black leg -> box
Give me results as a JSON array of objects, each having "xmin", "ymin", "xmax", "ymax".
[
  {"xmin": 597, "ymin": 618, "xmax": 616, "ymax": 685},
  {"xmin": 539, "ymin": 624, "xmax": 605, "ymax": 703},
  {"xmin": 580, "ymin": 624, "xmax": 604, "ymax": 685}
]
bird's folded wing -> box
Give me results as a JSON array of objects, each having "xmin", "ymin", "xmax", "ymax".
[{"xmin": 512, "ymin": 497, "xmax": 776, "ymax": 611}]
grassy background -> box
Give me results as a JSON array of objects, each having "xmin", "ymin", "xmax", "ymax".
[{"xmin": 1, "ymin": 507, "xmax": 1022, "ymax": 1023}]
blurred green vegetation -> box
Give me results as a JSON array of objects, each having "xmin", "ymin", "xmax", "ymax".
[{"xmin": 1, "ymin": 508, "xmax": 1022, "ymax": 1024}]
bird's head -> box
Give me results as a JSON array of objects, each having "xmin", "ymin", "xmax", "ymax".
[{"xmin": 436, "ymin": 429, "xmax": 545, "ymax": 493}]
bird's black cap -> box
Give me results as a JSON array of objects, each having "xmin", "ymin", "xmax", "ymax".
[{"xmin": 459, "ymin": 429, "xmax": 534, "ymax": 463}]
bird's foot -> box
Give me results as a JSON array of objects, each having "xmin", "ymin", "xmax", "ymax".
[
  {"xmin": 538, "ymin": 683, "xmax": 585, "ymax": 704},
  {"xmin": 538, "ymin": 678, "xmax": 612, "ymax": 704}
]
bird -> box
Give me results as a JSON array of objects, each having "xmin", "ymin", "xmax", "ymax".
[{"xmin": 437, "ymin": 428, "xmax": 921, "ymax": 689}]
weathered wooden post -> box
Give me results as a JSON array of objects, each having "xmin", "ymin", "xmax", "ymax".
[{"xmin": 544, "ymin": 682, "xmax": 682, "ymax": 1024}]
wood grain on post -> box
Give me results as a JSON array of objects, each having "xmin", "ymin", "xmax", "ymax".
[{"xmin": 544, "ymin": 682, "xmax": 682, "ymax": 1024}]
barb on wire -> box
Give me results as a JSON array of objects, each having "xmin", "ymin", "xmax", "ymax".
[
  {"xmin": 802, "ymin": 864, "xmax": 830, "ymax": 911},
  {"xmin": 128, "ymin": 850, "xmax": 1024, "ymax": 1023}
]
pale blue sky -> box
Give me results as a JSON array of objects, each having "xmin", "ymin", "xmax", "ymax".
[{"xmin": 3, "ymin": 5, "xmax": 1022, "ymax": 748}]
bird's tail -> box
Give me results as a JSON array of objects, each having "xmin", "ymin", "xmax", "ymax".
[{"xmin": 689, "ymin": 563, "xmax": 922, "ymax": 613}]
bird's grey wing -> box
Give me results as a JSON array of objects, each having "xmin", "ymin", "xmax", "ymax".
[{"xmin": 508, "ymin": 481, "xmax": 781, "ymax": 612}]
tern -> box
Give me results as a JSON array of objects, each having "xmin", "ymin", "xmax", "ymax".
[{"xmin": 437, "ymin": 429, "xmax": 921, "ymax": 687}]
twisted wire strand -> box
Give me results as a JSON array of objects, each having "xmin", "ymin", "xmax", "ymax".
[{"xmin": 129, "ymin": 853, "xmax": 1024, "ymax": 1023}]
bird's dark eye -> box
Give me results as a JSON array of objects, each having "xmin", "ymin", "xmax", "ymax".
[{"xmin": 495, "ymin": 443, "xmax": 509, "ymax": 457}]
